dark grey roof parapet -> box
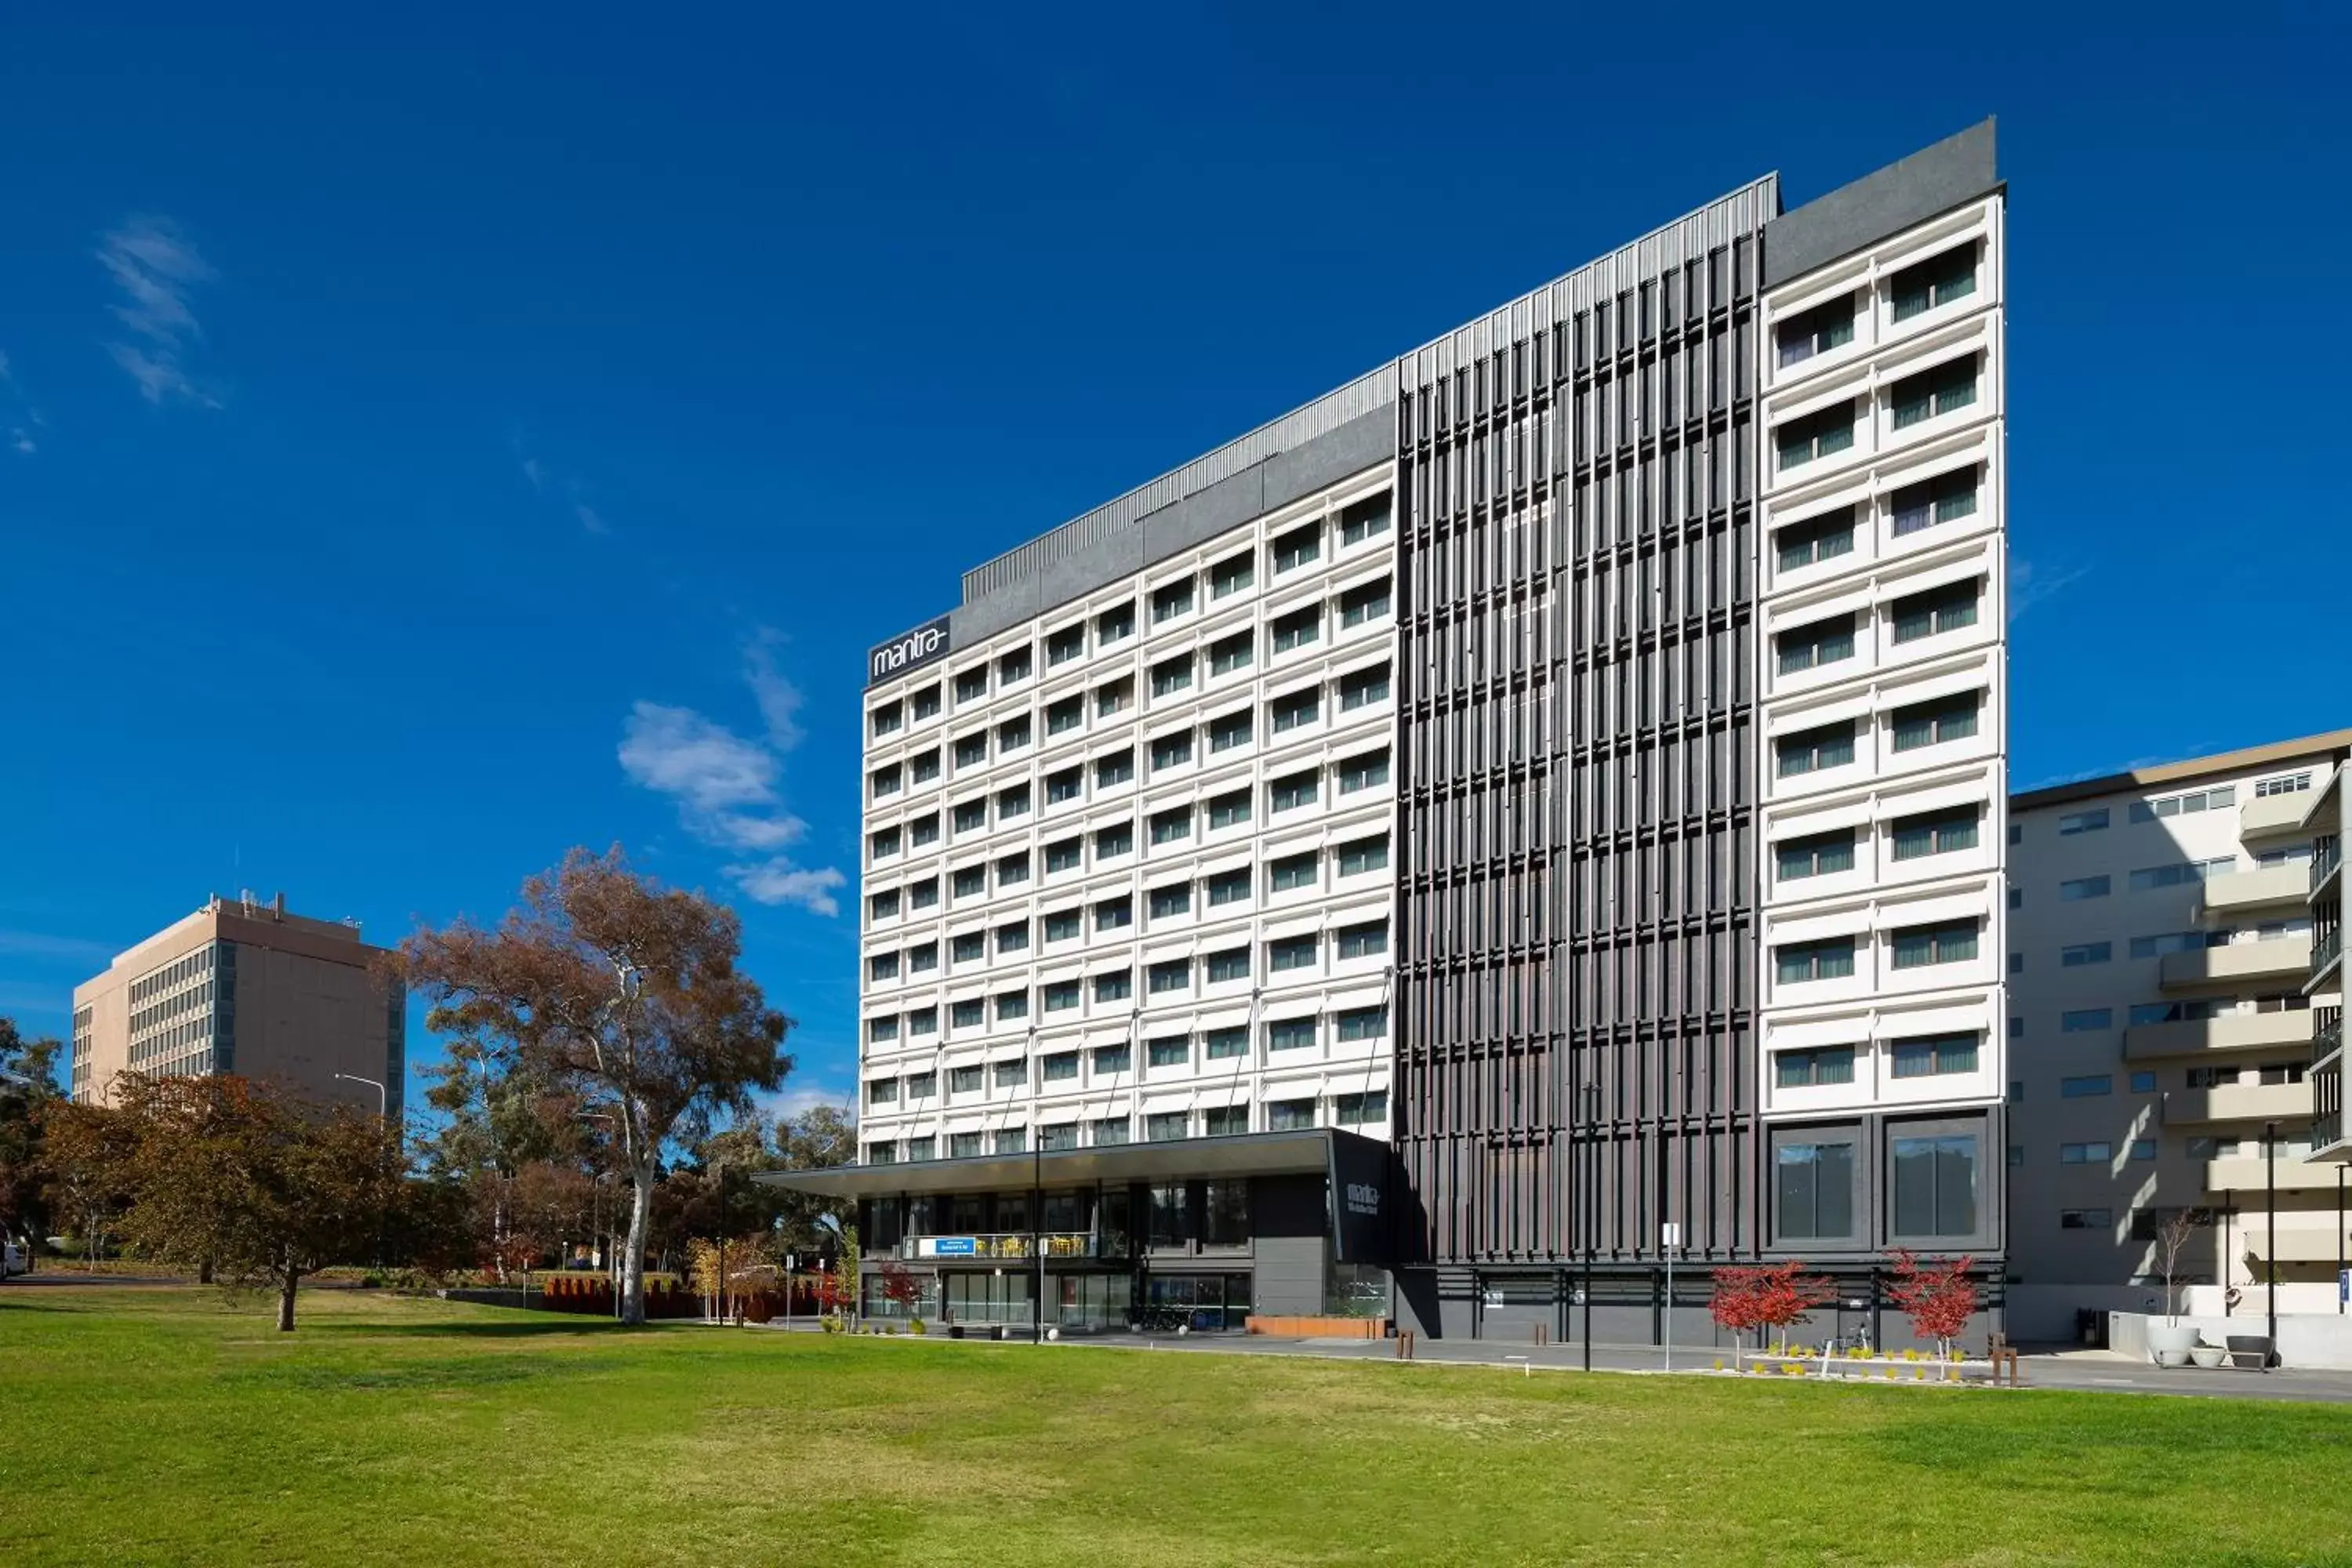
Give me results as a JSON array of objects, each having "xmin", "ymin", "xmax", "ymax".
[{"xmin": 1762, "ymin": 119, "xmax": 1998, "ymax": 291}]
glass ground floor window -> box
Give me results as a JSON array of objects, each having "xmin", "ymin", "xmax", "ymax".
[
  {"xmin": 941, "ymin": 1269, "xmax": 1036, "ymax": 1327},
  {"xmin": 1144, "ymin": 1272, "xmax": 1254, "ymax": 1331},
  {"xmin": 1053, "ymin": 1272, "xmax": 1131, "ymax": 1332}
]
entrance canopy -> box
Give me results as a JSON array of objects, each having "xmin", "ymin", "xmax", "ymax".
[{"xmin": 752, "ymin": 1127, "xmax": 1381, "ymax": 1201}]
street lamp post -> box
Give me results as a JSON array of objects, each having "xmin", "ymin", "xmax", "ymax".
[
  {"xmin": 2265, "ymin": 1119, "xmax": 2279, "ymax": 1355},
  {"xmin": 334, "ymin": 1073, "xmax": 387, "ymax": 1117}
]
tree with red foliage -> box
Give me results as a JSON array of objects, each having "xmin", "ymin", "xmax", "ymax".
[
  {"xmin": 1710, "ymin": 1260, "xmax": 1835, "ymax": 1356},
  {"xmin": 1888, "ymin": 1249, "xmax": 1977, "ymax": 1359},
  {"xmin": 877, "ymin": 1258, "xmax": 920, "ymax": 1317}
]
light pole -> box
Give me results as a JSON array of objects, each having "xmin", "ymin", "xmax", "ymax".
[
  {"xmin": 2339, "ymin": 1165, "xmax": 2347, "ymax": 1317},
  {"xmin": 1580, "ymin": 1079, "xmax": 1598, "ymax": 1374},
  {"xmin": 2265, "ymin": 1119, "xmax": 2278, "ymax": 1355},
  {"xmin": 334, "ymin": 1073, "xmax": 387, "ymax": 1117}
]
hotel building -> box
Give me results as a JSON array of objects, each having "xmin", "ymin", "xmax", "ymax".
[{"xmin": 771, "ymin": 123, "xmax": 2010, "ymax": 1342}]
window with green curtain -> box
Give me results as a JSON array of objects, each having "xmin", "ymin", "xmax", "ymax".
[
  {"xmin": 1890, "ymin": 920, "xmax": 1979, "ymax": 969},
  {"xmin": 1889, "ymin": 808, "xmax": 1978, "ymax": 861}
]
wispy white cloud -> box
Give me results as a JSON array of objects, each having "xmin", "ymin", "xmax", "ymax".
[
  {"xmin": 574, "ymin": 503, "xmax": 610, "ymax": 535},
  {"xmin": 742, "ymin": 629, "xmax": 805, "ymax": 751},
  {"xmin": 97, "ymin": 216, "xmax": 220, "ymax": 407},
  {"xmin": 0, "ymin": 928, "xmax": 115, "ymax": 964},
  {"xmin": 512, "ymin": 438, "xmax": 614, "ymax": 535},
  {"xmin": 618, "ymin": 664, "xmax": 844, "ymax": 916},
  {"xmin": 2009, "ymin": 559, "xmax": 2091, "ymax": 623},
  {"xmin": 519, "ymin": 456, "xmax": 545, "ymax": 492},
  {"xmin": 1, "ymin": 351, "xmax": 43, "ymax": 454},
  {"xmin": 8, "ymin": 429, "xmax": 31, "ymax": 456}
]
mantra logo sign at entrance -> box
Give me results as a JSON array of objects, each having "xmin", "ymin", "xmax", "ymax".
[{"xmin": 869, "ymin": 615, "xmax": 951, "ymax": 686}]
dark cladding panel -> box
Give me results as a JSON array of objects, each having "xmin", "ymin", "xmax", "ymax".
[{"xmin": 1394, "ymin": 190, "xmax": 1768, "ymax": 1272}]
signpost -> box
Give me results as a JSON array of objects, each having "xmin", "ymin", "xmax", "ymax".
[{"xmin": 1661, "ymin": 1222, "xmax": 1681, "ymax": 1373}]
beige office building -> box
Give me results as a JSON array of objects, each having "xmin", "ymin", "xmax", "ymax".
[{"xmin": 69, "ymin": 893, "xmax": 405, "ymax": 1118}]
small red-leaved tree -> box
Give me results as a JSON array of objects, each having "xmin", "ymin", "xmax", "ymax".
[
  {"xmin": 1889, "ymin": 1249, "xmax": 1977, "ymax": 1359},
  {"xmin": 877, "ymin": 1259, "xmax": 920, "ymax": 1318},
  {"xmin": 1711, "ymin": 1261, "xmax": 1834, "ymax": 1356}
]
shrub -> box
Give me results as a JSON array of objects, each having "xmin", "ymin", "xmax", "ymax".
[{"xmin": 909, "ymin": 1317, "xmax": 926, "ymax": 1335}]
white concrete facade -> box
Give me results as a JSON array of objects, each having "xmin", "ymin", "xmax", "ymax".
[{"xmin": 856, "ymin": 468, "xmax": 1398, "ymax": 1165}]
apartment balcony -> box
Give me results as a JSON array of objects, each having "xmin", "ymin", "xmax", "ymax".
[
  {"xmin": 2161, "ymin": 1081, "xmax": 2313, "ymax": 1127},
  {"xmin": 2311, "ymin": 928, "xmax": 2344, "ymax": 996},
  {"xmin": 902, "ymin": 1232, "xmax": 1108, "ymax": 1262},
  {"xmin": 2161, "ymin": 936, "xmax": 2311, "ymax": 991},
  {"xmin": 2201, "ymin": 865, "xmax": 2314, "ymax": 915},
  {"xmin": 2312, "ymin": 839, "xmax": 2342, "ymax": 902},
  {"xmin": 2205, "ymin": 1156, "xmax": 2340, "ymax": 1194},
  {"xmin": 2239, "ymin": 791, "xmax": 2317, "ymax": 840},
  {"xmin": 2311, "ymin": 1112, "xmax": 2350, "ymax": 1163},
  {"xmin": 2124, "ymin": 1009, "xmax": 2316, "ymax": 1062},
  {"xmin": 2318, "ymin": 1018, "xmax": 2345, "ymax": 1070},
  {"xmin": 2242, "ymin": 1226, "xmax": 2350, "ymax": 1265}
]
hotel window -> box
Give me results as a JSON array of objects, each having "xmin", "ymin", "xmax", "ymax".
[
  {"xmin": 1096, "ymin": 602, "xmax": 1134, "ymax": 644},
  {"xmin": 1775, "ymin": 506, "xmax": 1855, "ymax": 572},
  {"xmin": 1096, "ymin": 750, "xmax": 1134, "ymax": 789},
  {"xmin": 1334, "ymin": 1091, "xmax": 1388, "ymax": 1126},
  {"xmin": 949, "ymin": 1062, "xmax": 984, "ymax": 1094},
  {"xmin": 2060, "ymin": 1142, "xmax": 2112, "ymax": 1164},
  {"xmin": 1271, "ymin": 688, "xmax": 1320, "ymax": 733},
  {"xmin": 1047, "ymin": 624, "xmax": 1086, "ymax": 666},
  {"xmin": 953, "ymin": 866, "xmax": 985, "ymax": 898},
  {"xmin": 1094, "ymin": 895, "xmax": 1133, "ymax": 931},
  {"xmin": 906, "ymin": 1067, "xmax": 936, "ymax": 1094},
  {"xmin": 1095, "ymin": 822, "xmax": 1134, "ymax": 858},
  {"xmin": 1269, "ymin": 771, "xmax": 1318, "ymax": 813},
  {"xmin": 1272, "ymin": 521, "xmax": 1322, "ymax": 574},
  {"xmin": 1148, "ymin": 1036, "xmax": 1189, "ymax": 1069},
  {"xmin": 1339, "ymin": 493, "xmax": 1391, "ymax": 544},
  {"xmin": 871, "ymin": 701, "xmax": 903, "ymax": 738},
  {"xmin": 1208, "ymin": 709, "xmax": 1252, "ymax": 753},
  {"xmin": 1338, "ymin": 750, "xmax": 1390, "ymax": 793},
  {"xmin": 1775, "ymin": 400, "xmax": 1855, "ymax": 470},
  {"xmin": 1889, "ymin": 807, "xmax": 1978, "ymax": 862},
  {"xmin": 994, "ymin": 921, "xmax": 1029, "ymax": 956},
  {"xmin": 949, "ymin": 1000, "xmax": 983, "ymax": 1029},
  {"xmin": 953, "ymin": 798, "xmax": 986, "ymax": 833},
  {"xmin": 1266, "ymin": 1100, "xmax": 1316, "ymax": 1133},
  {"xmin": 2129, "ymin": 931, "xmax": 2223, "ymax": 959},
  {"xmin": 2058, "ymin": 807, "xmax": 2110, "ymax": 835},
  {"xmin": 1270, "ymin": 605, "xmax": 1321, "ymax": 653},
  {"xmin": 1776, "ymin": 1140, "xmax": 1855, "ymax": 1240},
  {"xmin": 1777, "ymin": 937, "xmax": 1857, "ymax": 983},
  {"xmin": 1151, "ymin": 653, "xmax": 1195, "ymax": 698},
  {"xmin": 2130, "ymin": 1139, "xmax": 2158, "ymax": 1162},
  {"xmin": 953, "ymin": 733, "xmax": 986, "ymax": 769},
  {"xmin": 1269, "ymin": 851, "xmax": 1318, "ymax": 892},
  {"xmin": 867, "ymin": 1017, "xmax": 899, "ymax": 1045},
  {"xmin": 1889, "ymin": 467, "xmax": 1980, "ymax": 536},
  {"xmin": 1889, "ymin": 1033, "xmax": 1977, "ymax": 1078},
  {"xmin": 2130, "ymin": 785, "xmax": 2236, "ymax": 823},
  {"xmin": 1210, "ymin": 550, "xmax": 1254, "ymax": 599},
  {"xmin": 1776, "ymin": 720, "xmax": 1856, "ymax": 778},
  {"xmin": 908, "ymin": 942, "xmax": 938, "ymax": 974},
  {"xmin": 1046, "ymin": 765, "xmax": 1081, "ymax": 804},
  {"xmin": 2060, "ymin": 1208, "xmax": 2114, "ymax": 1229},
  {"xmin": 1093, "ymin": 970, "xmax": 1131, "ymax": 1004},
  {"xmin": 1044, "ymin": 909, "xmax": 1080, "ymax": 942},
  {"xmin": 1205, "ymin": 1025, "xmax": 1248, "ymax": 1060},
  {"xmin": 1206, "ymin": 869, "xmax": 1250, "ymax": 907},
  {"xmin": 1267, "ymin": 1018, "xmax": 1316, "ymax": 1052},
  {"xmin": 2129, "ymin": 857, "xmax": 2234, "ymax": 891},
  {"xmin": 1889, "ymin": 357, "xmax": 1978, "ymax": 430},
  {"xmin": 1043, "ymin": 984, "xmax": 1080, "ymax": 1016},
  {"xmin": 869, "ymin": 826, "xmax": 902, "ymax": 861},
  {"xmin": 864, "ymin": 1142, "xmax": 899, "ymax": 1166},
  {"xmin": 1039, "ymin": 1123, "xmax": 1079, "ymax": 1152},
  {"xmin": 2061, "ymin": 1074, "xmax": 2113, "ymax": 1102},
  {"xmin": 1047, "ymin": 695, "xmax": 1083, "ymax": 735},
  {"xmin": 993, "ymin": 1056, "xmax": 1027, "ymax": 1087},
  {"xmin": 1150, "ymin": 805, "xmax": 1192, "ymax": 845},
  {"xmin": 955, "ymin": 667, "xmax": 988, "ymax": 704},
  {"xmin": 1207, "ymin": 789, "xmax": 1251, "ymax": 829},
  {"xmin": 1150, "ymin": 731, "xmax": 1193, "ymax": 772},
  {"xmin": 1148, "ymin": 959, "xmax": 1189, "ymax": 995},
  {"xmin": 1335, "ymin": 921, "xmax": 1386, "ymax": 960},
  {"xmin": 995, "ymin": 1128, "xmax": 1027, "ymax": 1155},
  {"xmin": 1095, "ymin": 677, "xmax": 1132, "ymax": 717},
  {"xmin": 1091, "ymin": 1117, "xmax": 1132, "ymax": 1148},
  {"xmin": 1209, "ymin": 631, "xmax": 1254, "ymax": 677},
  {"xmin": 951, "ymin": 931, "xmax": 984, "ymax": 963},
  {"xmin": 866, "ymin": 1080, "xmax": 898, "ymax": 1108},
  {"xmin": 1148, "ymin": 883, "xmax": 1190, "ymax": 919},
  {"xmin": 949, "ymin": 1131, "xmax": 983, "ymax": 1159},
  {"xmin": 996, "ymin": 714, "xmax": 1031, "ymax": 753},
  {"xmin": 1774, "ymin": 828, "xmax": 1857, "ymax": 883},
  {"xmin": 1337, "ymin": 1006, "xmax": 1387, "ymax": 1041},
  {"xmin": 995, "ymin": 851, "xmax": 1029, "ymax": 888},
  {"xmin": 1268, "ymin": 935, "xmax": 1318, "ymax": 973},
  {"xmin": 2059, "ymin": 875, "xmax": 2111, "ymax": 902},
  {"xmin": 1337, "ymin": 835, "xmax": 1388, "ymax": 877},
  {"xmin": 1339, "ymin": 663, "xmax": 1390, "ymax": 712},
  {"xmin": 1776, "ymin": 292, "xmax": 1854, "ymax": 368},
  {"xmin": 1340, "ymin": 579, "xmax": 1392, "ymax": 629},
  {"xmin": 911, "ymin": 684, "xmax": 941, "ymax": 720},
  {"xmin": 1776, "ymin": 1046, "xmax": 1856, "ymax": 1088},
  {"xmin": 997, "ymin": 647, "xmax": 1032, "ymax": 686},
  {"xmin": 871, "ymin": 764, "xmax": 902, "ymax": 800},
  {"xmin": 2256, "ymin": 772, "xmax": 2312, "ymax": 798},
  {"xmin": 1152, "ymin": 577, "xmax": 1195, "ymax": 623},
  {"xmin": 1890, "ymin": 1131, "xmax": 1978, "ymax": 1238},
  {"xmin": 996, "ymin": 783, "xmax": 1029, "ymax": 821},
  {"xmin": 909, "ymin": 749, "xmax": 940, "ymax": 785},
  {"xmin": 1889, "ymin": 244, "xmax": 1977, "ymax": 321},
  {"xmin": 1890, "ymin": 920, "xmax": 1977, "ymax": 970},
  {"xmin": 1044, "ymin": 836, "xmax": 1081, "ymax": 873},
  {"xmin": 869, "ymin": 889, "xmax": 901, "ymax": 921},
  {"xmin": 2130, "ymin": 1071, "xmax": 2158, "ymax": 1094},
  {"xmin": 2060, "ymin": 942, "xmax": 2111, "ymax": 967},
  {"xmin": 1890, "ymin": 579, "xmax": 1980, "ymax": 643},
  {"xmin": 868, "ymin": 952, "xmax": 900, "ymax": 982},
  {"xmin": 1889, "ymin": 692, "xmax": 1979, "ymax": 753}
]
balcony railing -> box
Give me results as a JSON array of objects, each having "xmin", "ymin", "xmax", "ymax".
[
  {"xmin": 2316, "ymin": 927, "xmax": 2344, "ymax": 979},
  {"xmin": 2314, "ymin": 1113, "xmax": 2343, "ymax": 1152},
  {"xmin": 2314, "ymin": 839, "xmax": 2343, "ymax": 891},
  {"xmin": 2318, "ymin": 1018, "xmax": 2345, "ymax": 1066}
]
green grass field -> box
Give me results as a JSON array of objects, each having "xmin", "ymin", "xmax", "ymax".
[{"xmin": 5, "ymin": 1287, "xmax": 2349, "ymax": 1567}]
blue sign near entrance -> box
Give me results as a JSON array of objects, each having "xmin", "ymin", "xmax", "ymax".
[{"xmin": 930, "ymin": 1236, "xmax": 977, "ymax": 1257}]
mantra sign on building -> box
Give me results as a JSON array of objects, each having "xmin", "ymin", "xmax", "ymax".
[{"xmin": 868, "ymin": 615, "xmax": 951, "ymax": 685}]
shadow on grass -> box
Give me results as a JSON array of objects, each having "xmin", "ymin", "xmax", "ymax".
[{"xmin": 306, "ymin": 1316, "xmax": 633, "ymax": 1340}]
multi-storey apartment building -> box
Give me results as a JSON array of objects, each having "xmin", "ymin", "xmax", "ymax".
[
  {"xmin": 2009, "ymin": 734, "xmax": 2352, "ymax": 1337},
  {"xmin": 70, "ymin": 892, "xmax": 405, "ymax": 1119},
  {"xmin": 771, "ymin": 122, "xmax": 2009, "ymax": 1342}
]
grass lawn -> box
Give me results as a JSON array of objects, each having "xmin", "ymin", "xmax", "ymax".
[{"xmin": 5, "ymin": 1288, "xmax": 2349, "ymax": 1566}]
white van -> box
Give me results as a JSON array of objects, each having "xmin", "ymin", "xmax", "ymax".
[{"xmin": 1, "ymin": 1236, "xmax": 27, "ymax": 1279}]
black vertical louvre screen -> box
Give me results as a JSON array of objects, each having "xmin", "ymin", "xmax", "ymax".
[{"xmin": 1395, "ymin": 226, "xmax": 1766, "ymax": 1271}]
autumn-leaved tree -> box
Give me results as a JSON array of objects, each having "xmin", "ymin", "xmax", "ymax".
[
  {"xmin": 0, "ymin": 1016, "xmax": 64, "ymax": 1244},
  {"xmin": 399, "ymin": 848, "xmax": 793, "ymax": 1325},
  {"xmin": 1888, "ymin": 1249, "xmax": 1978, "ymax": 1359},
  {"xmin": 1708, "ymin": 1260, "xmax": 1834, "ymax": 1355},
  {"xmin": 38, "ymin": 1098, "xmax": 139, "ymax": 1267},
  {"xmin": 111, "ymin": 1073, "xmax": 406, "ymax": 1330}
]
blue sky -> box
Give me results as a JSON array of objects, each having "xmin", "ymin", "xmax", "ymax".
[{"xmin": 2, "ymin": 4, "xmax": 2344, "ymax": 1111}]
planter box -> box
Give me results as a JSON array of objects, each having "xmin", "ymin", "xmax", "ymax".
[{"xmin": 1246, "ymin": 1315, "xmax": 1388, "ymax": 1340}]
